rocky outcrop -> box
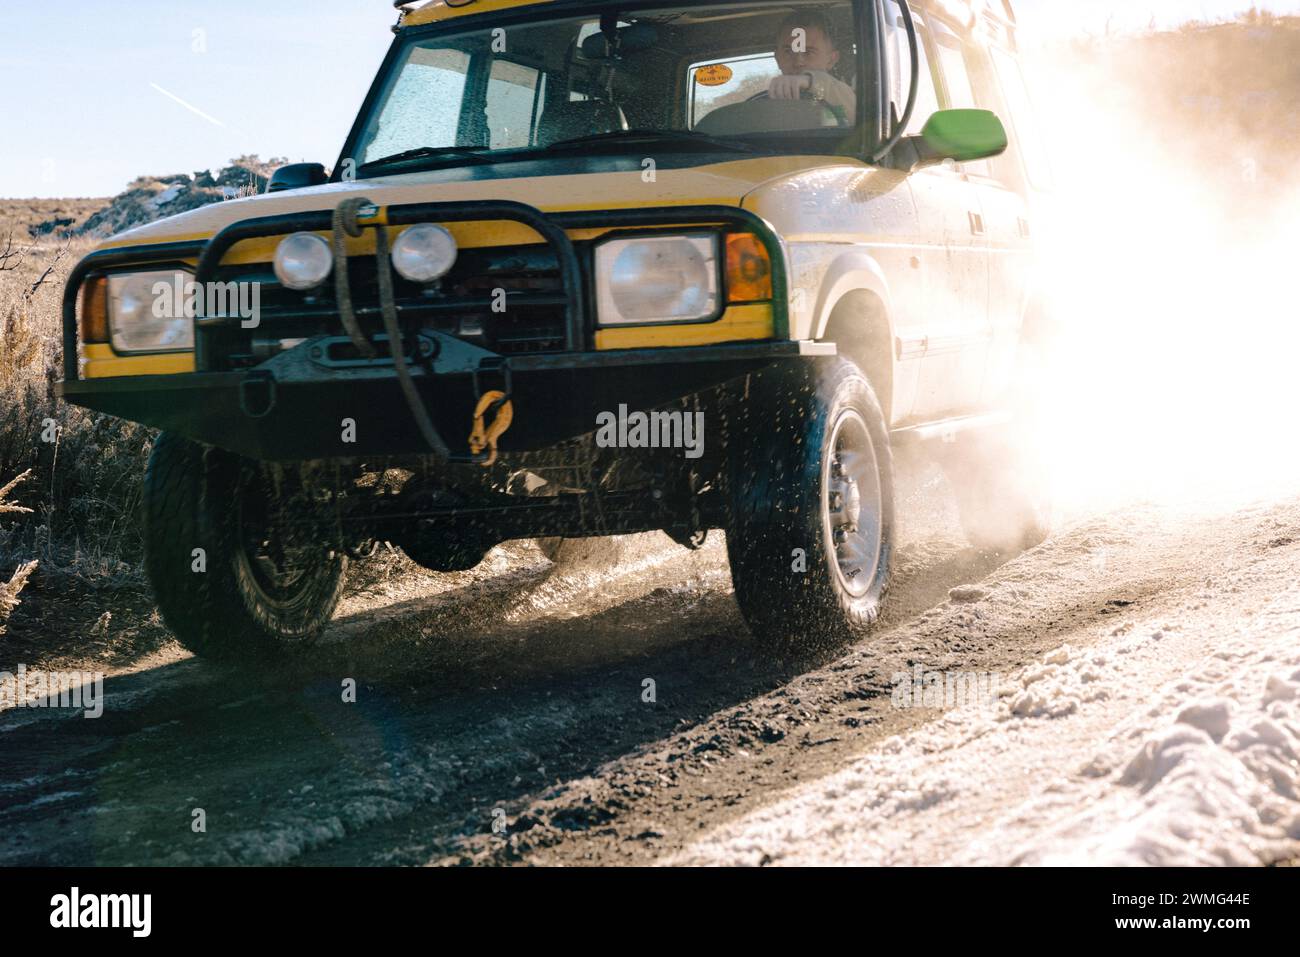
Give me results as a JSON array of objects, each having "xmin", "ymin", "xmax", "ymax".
[{"xmin": 76, "ymin": 155, "xmax": 288, "ymax": 238}]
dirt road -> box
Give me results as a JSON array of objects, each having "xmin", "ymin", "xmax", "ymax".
[{"xmin": 3, "ymin": 455, "xmax": 1299, "ymax": 867}]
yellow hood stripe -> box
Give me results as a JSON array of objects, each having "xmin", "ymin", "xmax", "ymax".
[
  {"xmin": 95, "ymin": 197, "xmax": 738, "ymax": 262},
  {"xmin": 92, "ymin": 156, "xmax": 859, "ymax": 263},
  {"xmin": 405, "ymin": 0, "xmax": 553, "ymax": 28}
]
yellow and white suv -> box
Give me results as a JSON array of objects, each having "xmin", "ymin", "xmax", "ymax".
[{"xmin": 59, "ymin": 0, "xmax": 1051, "ymax": 659}]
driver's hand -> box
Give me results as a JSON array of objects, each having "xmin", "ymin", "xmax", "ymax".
[{"xmin": 768, "ymin": 73, "xmax": 811, "ymax": 100}]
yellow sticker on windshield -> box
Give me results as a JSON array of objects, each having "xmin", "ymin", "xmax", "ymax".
[{"xmin": 696, "ymin": 64, "xmax": 734, "ymax": 87}]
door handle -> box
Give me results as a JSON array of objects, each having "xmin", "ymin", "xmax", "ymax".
[{"xmin": 968, "ymin": 211, "xmax": 985, "ymax": 236}]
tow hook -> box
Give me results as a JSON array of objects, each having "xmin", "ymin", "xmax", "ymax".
[
  {"xmin": 469, "ymin": 391, "xmax": 514, "ymax": 467},
  {"xmin": 239, "ymin": 370, "xmax": 277, "ymax": 419},
  {"xmin": 469, "ymin": 359, "xmax": 514, "ymax": 467}
]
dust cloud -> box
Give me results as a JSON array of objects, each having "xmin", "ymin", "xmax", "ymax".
[{"xmin": 1020, "ymin": 15, "xmax": 1300, "ymax": 515}]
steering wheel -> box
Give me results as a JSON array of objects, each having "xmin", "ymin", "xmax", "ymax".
[
  {"xmin": 745, "ymin": 85, "xmax": 841, "ymax": 127},
  {"xmin": 746, "ymin": 88, "xmax": 814, "ymax": 103}
]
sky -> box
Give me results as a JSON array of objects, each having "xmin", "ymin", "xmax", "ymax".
[
  {"xmin": 2, "ymin": 0, "xmax": 1298, "ymax": 198},
  {"xmin": 1016, "ymin": 0, "xmax": 1297, "ymax": 35}
]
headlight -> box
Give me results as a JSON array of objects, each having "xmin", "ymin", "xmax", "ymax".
[
  {"xmin": 391, "ymin": 224, "xmax": 457, "ymax": 283},
  {"xmin": 107, "ymin": 270, "xmax": 195, "ymax": 354},
  {"xmin": 273, "ymin": 232, "xmax": 333, "ymax": 290},
  {"xmin": 595, "ymin": 233, "xmax": 720, "ymax": 325}
]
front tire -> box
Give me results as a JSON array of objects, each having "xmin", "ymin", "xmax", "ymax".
[
  {"xmin": 142, "ymin": 432, "xmax": 347, "ymax": 662},
  {"xmin": 726, "ymin": 359, "xmax": 895, "ymax": 654}
]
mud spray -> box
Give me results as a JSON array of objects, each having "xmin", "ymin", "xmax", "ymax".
[{"xmin": 1018, "ymin": 16, "xmax": 1300, "ymax": 525}]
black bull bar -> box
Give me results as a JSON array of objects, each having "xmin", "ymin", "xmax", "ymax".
[{"xmin": 58, "ymin": 200, "xmax": 832, "ymax": 462}]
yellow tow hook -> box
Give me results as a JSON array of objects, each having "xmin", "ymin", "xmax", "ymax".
[{"xmin": 469, "ymin": 391, "xmax": 513, "ymax": 467}]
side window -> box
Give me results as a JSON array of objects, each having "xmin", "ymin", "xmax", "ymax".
[
  {"xmin": 486, "ymin": 58, "xmax": 543, "ymax": 149},
  {"xmin": 689, "ymin": 3, "xmax": 858, "ymax": 133},
  {"xmin": 990, "ymin": 47, "xmax": 1052, "ymax": 190},
  {"xmin": 930, "ymin": 21, "xmax": 990, "ymax": 177},
  {"xmin": 688, "ymin": 53, "xmax": 778, "ymax": 128},
  {"xmin": 363, "ymin": 47, "xmax": 470, "ymax": 163},
  {"xmin": 570, "ymin": 20, "xmax": 624, "ymax": 103},
  {"xmin": 885, "ymin": 1, "xmax": 940, "ymax": 136}
]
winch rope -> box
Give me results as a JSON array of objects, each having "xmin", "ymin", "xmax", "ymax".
[
  {"xmin": 331, "ymin": 196, "xmax": 449, "ymax": 459},
  {"xmin": 373, "ymin": 221, "xmax": 451, "ymax": 459},
  {"xmin": 331, "ymin": 197, "xmax": 380, "ymax": 360}
]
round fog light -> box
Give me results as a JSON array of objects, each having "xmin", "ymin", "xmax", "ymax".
[
  {"xmin": 391, "ymin": 224, "xmax": 457, "ymax": 283},
  {"xmin": 273, "ymin": 232, "xmax": 333, "ymax": 291}
]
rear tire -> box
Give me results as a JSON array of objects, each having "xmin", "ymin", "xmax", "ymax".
[
  {"xmin": 389, "ymin": 487, "xmax": 493, "ymax": 572},
  {"xmin": 942, "ymin": 427, "xmax": 1051, "ymax": 554},
  {"xmin": 725, "ymin": 359, "xmax": 895, "ymax": 655},
  {"xmin": 535, "ymin": 537, "xmax": 565, "ymax": 563},
  {"xmin": 399, "ymin": 539, "xmax": 491, "ymax": 573},
  {"xmin": 142, "ymin": 432, "xmax": 347, "ymax": 662},
  {"xmin": 943, "ymin": 339, "xmax": 1053, "ymax": 555}
]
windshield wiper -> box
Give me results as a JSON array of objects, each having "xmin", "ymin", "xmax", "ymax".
[
  {"xmin": 358, "ymin": 145, "xmax": 494, "ymax": 173},
  {"xmin": 544, "ymin": 129, "xmax": 760, "ymax": 154}
]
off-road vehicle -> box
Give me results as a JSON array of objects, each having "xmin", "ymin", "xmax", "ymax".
[{"xmin": 59, "ymin": 0, "xmax": 1051, "ymax": 660}]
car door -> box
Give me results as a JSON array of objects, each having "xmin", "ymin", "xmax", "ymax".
[
  {"xmin": 978, "ymin": 41, "xmax": 1051, "ymax": 405},
  {"xmin": 939, "ymin": 22, "xmax": 1036, "ymax": 409},
  {"xmin": 887, "ymin": 3, "xmax": 990, "ymax": 420},
  {"xmin": 881, "ymin": 0, "xmax": 945, "ymax": 422}
]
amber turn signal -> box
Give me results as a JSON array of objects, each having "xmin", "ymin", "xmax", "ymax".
[
  {"xmin": 79, "ymin": 275, "xmax": 109, "ymax": 344},
  {"xmin": 725, "ymin": 233, "xmax": 772, "ymax": 303}
]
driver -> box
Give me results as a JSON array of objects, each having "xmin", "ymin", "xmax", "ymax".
[{"xmin": 767, "ymin": 11, "xmax": 856, "ymax": 126}]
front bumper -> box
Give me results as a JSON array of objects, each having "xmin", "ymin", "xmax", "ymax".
[
  {"xmin": 59, "ymin": 336, "xmax": 834, "ymax": 461},
  {"xmin": 59, "ymin": 198, "xmax": 830, "ymax": 461}
]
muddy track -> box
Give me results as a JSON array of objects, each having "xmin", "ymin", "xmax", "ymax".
[
  {"xmin": 2, "ymin": 468, "xmax": 1296, "ymax": 866},
  {"xmin": 442, "ymin": 500, "xmax": 1293, "ymax": 866}
]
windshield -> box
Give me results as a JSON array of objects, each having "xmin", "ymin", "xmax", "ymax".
[{"xmin": 352, "ymin": 2, "xmax": 861, "ymax": 173}]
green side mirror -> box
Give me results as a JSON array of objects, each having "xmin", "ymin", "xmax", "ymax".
[{"xmin": 919, "ymin": 109, "xmax": 1008, "ymax": 163}]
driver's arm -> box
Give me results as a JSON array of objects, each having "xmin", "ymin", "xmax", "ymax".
[
  {"xmin": 768, "ymin": 70, "xmax": 856, "ymax": 125},
  {"xmin": 805, "ymin": 70, "xmax": 856, "ymax": 125}
]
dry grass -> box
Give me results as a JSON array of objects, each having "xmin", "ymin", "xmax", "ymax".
[
  {"xmin": 0, "ymin": 198, "xmax": 107, "ymax": 241},
  {"xmin": 0, "ymin": 470, "xmax": 33, "ymax": 515},
  {"xmin": 0, "ymin": 470, "xmax": 36, "ymax": 636},
  {"xmin": 0, "ymin": 212, "xmax": 150, "ymax": 589},
  {"xmin": 0, "ymin": 561, "xmax": 36, "ymax": 637}
]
